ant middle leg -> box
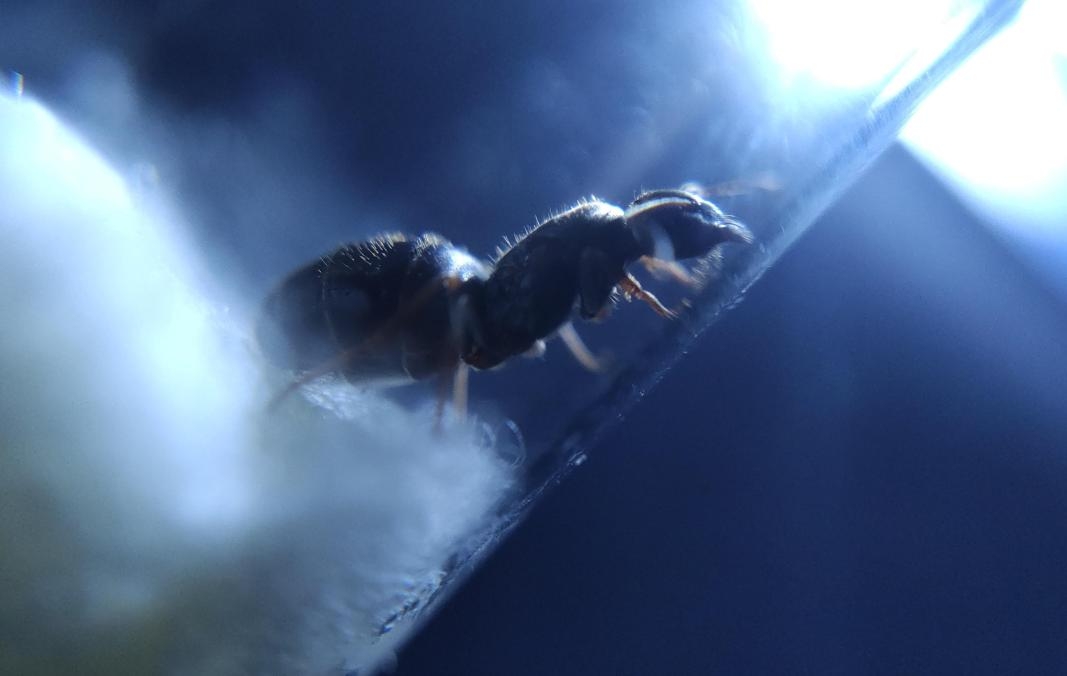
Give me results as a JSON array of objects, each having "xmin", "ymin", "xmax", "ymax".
[{"xmin": 557, "ymin": 322, "xmax": 606, "ymax": 373}]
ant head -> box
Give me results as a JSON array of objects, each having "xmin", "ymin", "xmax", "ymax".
[
  {"xmin": 447, "ymin": 277, "xmax": 506, "ymax": 370},
  {"xmin": 625, "ymin": 189, "xmax": 753, "ymax": 261}
]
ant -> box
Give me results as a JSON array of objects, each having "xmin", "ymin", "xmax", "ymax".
[{"xmin": 256, "ymin": 189, "xmax": 752, "ymax": 421}]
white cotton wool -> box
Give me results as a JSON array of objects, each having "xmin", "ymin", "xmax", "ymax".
[{"xmin": 0, "ymin": 91, "xmax": 513, "ymax": 675}]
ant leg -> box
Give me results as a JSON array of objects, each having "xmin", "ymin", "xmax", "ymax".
[
  {"xmin": 435, "ymin": 343, "xmax": 468, "ymax": 432},
  {"xmin": 618, "ymin": 273, "xmax": 677, "ymax": 319},
  {"xmin": 453, "ymin": 361, "xmax": 469, "ymax": 421},
  {"xmin": 433, "ymin": 366, "xmax": 452, "ymax": 435},
  {"xmin": 265, "ymin": 346, "xmax": 358, "ymax": 412},
  {"xmin": 557, "ymin": 322, "xmax": 606, "ymax": 372},
  {"xmin": 639, "ymin": 256, "xmax": 697, "ymax": 288},
  {"xmin": 687, "ymin": 172, "xmax": 781, "ymax": 198}
]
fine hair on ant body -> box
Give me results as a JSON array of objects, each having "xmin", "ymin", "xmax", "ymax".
[{"xmin": 257, "ymin": 188, "xmax": 753, "ymax": 424}]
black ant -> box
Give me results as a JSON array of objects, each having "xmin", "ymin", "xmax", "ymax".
[{"xmin": 256, "ymin": 189, "xmax": 752, "ymax": 420}]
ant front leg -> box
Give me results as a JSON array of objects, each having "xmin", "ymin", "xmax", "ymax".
[
  {"xmin": 639, "ymin": 256, "xmax": 697, "ymax": 288},
  {"xmin": 618, "ymin": 273, "xmax": 677, "ymax": 319}
]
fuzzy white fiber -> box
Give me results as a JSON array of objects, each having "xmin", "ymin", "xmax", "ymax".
[{"xmin": 0, "ymin": 91, "xmax": 513, "ymax": 675}]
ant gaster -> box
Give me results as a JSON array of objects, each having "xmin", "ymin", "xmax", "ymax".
[{"xmin": 257, "ymin": 189, "xmax": 752, "ymax": 418}]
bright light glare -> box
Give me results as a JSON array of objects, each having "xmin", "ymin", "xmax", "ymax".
[
  {"xmin": 902, "ymin": 0, "xmax": 1067, "ymax": 303},
  {"xmin": 747, "ymin": 0, "xmax": 956, "ymax": 89},
  {"xmin": 903, "ymin": 0, "xmax": 1067, "ymax": 236}
]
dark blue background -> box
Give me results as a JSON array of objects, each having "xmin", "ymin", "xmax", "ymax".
[{"xmin": 396, "ymin": 145, "xmax": 1067, "ymax": 674}]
